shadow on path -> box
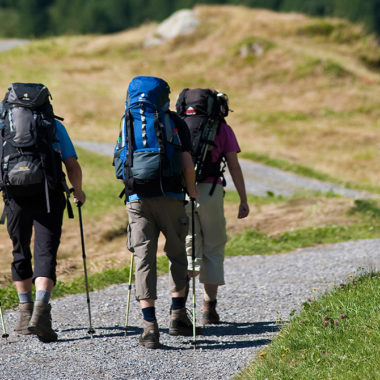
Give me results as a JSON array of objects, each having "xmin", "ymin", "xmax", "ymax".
[
  {"xmin": 57, "ymin": 325, "xmax": 140, "ymax": 342},
  {"xmin": 203, "ymin": 320, "xmax": 281, "ymax": 337}
]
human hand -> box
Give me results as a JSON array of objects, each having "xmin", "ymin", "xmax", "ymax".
[
  {"xmin": 188, "ymin": 187, "xmax": 199, "ymax": 200},
  {"xmin": 188, "ymin": 270, "xmax": 200, "ymax": 278},
  {"xmin": 238, "ymin": 201, "xmax": 249, "ymax": 219},
  {"xmin": 74, "ymin": 189, "xmax": 86, "ymax": 206}
]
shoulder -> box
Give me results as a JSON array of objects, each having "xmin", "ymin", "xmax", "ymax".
[
  {"xmin": 55, "ymin": 119, "xmax": 68, "ymax": 135},
  {"xmin": 54, "ymin": 120, "xmax": 77, "ymax": 160},
  {"xmin": 220, "ymin": 122, "xmax": 235, "ymax": 136},
  {"xmin": 218, "ymin": 122, "xmax": 240, "ymax": 153}
]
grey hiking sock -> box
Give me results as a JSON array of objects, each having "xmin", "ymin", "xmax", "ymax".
[
  {"xmin": 18, "ymin": 291, "xmax": 33, "ymax": 304},
  {"xmin": 36, "ymin": 290, "xmax": 51, "ymax": 304}
]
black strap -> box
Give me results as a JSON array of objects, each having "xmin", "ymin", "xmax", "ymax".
[
  {"xmin": 62, "ymin": 181, "xmax": 74, "ymax": 219},
  {"xmin": 0, "ymin": 207, "xmax": 6, "ymax": 225},
  {"xmin": 126, "ymin": 110, "xmax": 134, "ymax": 190},
  {"xmin": 154, "ymin": 116, "xmax": 166, "ymax": 195},
  {"xmin": 208, "ymin": 156, "xmax": 226, "ymax": 196},
  {"xmin": 66, "ymin": 194, "xmax": 74, "ymax": 219},
  {"xmin": 119, "ymin": 188, "xmax": 125, "ymax": 199}
]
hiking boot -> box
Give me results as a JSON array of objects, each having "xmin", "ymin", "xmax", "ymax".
[
  {"xmin": 169, "ymin": 307, "xmax": 202, "ymax": 336},
  {"xmin": 202, "ymin": 300, "xmax": 220, "ymax": 325},
  {"xmin": 28, "ymin": 301, "xmax": 58, "ymax": 343},
  {"xmin": 139, "ymin": 320, "xmax": 159, "ymax": 349},
  {"xmin": 15, "ymin": 302, "xmax": 34, "ymax": 335}
]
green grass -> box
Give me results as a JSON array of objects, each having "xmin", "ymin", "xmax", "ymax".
[
  {"xmin": 226, "ymin": 198, "xmax": 380, "ymax": 256},
  {"xmin": 225, "ymin": 222, "xmax": 380, "ymax": 256},
  {"xmin": 236, "ymin": 272, "xmax": 380, "ymax": 380},
  {"xmin": 72, "ymin": 147, "xmax": 124, "ymax": 218}
]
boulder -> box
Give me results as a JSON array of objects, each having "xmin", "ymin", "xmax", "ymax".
[{"xmin": 144, "ymin": 9, "xmax": 200, "ymax": 47}]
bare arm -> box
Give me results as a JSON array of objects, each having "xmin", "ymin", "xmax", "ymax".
[
  {"xmin": 225, "ymin": 151, "xmax": 249, "ymax": 218},
  {"xmin": 63, "ymin": 156, "xmax": 86, "ymax": 205},
  {"xmin": 182, "ymin": 151, "xmax": 199, "ymax": 199}
]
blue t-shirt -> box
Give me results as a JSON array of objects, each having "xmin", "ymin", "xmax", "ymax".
[{"xmin": 55, "ymin": 120, "xmax": 77, "ymax": 160}]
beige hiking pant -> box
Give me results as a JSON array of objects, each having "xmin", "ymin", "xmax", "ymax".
[
  {"xmin": 186, "ymin": 183, "xmax": 227, "ymax": 285},
  {"xmin": 127, "ymin": 197, "xmax": 189, "ymax": 300}
]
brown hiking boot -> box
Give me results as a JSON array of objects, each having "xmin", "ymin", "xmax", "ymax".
[
  {"xmin": 139, "ymin": 320, "xmax": 159, "ymax": 349},
  {"xmin": 15, "ymin": 303, "xmax": 34, "ymax": 335},
  {"xmin": 28, "ymin": 301, "xmax": 58, "ymax": 343},
  {"xmin": 169, "ymin": 307, "xmax": 202, "ymax": 336},
  {"xmin": 202, "ymin": 300, "xmax": 220, "ymax": 325}
]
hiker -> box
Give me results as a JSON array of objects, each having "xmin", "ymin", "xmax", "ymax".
[
  {"xmin": 0, "ymin": 83, "xmax": 85, "ymax": 343},
  {"xmin": 113, "ymin": 76, "xmax": 199, "ymax": 349},
  {"xmin": 176, "ymin": 88, "xmax": 249, "ymax": 325}
]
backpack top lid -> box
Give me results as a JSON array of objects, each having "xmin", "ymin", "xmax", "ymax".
[
  {"xmin": 176, "ymin": 88, "xmax": 229, "ymax": 119},
  {"xmin": 6, "ymin": 83, "xmax": 51, "ymax": 108},
  {"xmin": 126, "ymin": 76, "xmax": 170, "ymax": 111}
]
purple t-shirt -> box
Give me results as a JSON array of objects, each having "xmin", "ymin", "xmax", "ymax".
[{"xmin": 201, "ymin": 122, "xmax": 240, "ymax": 184}]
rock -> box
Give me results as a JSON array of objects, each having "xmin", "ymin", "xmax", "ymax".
[
  {"xmin": 240, "ymin": 42, "xmax": 264, "ymax": 58},
  {"xmin": 144, "ymin": 9, "xmax": 200, "ymax": 47}
]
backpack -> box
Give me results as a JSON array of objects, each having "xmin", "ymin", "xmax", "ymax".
[
  {"xmin": 0, "ymin": 83, "xmax": 66, "ymax": 214},
  {"xmin": 175, "ymin": 88, "xmax": 229, "ymax": 195},
  {"xmin": 113, "ymin": 76, "xmax": 183, "ymax": 199}
]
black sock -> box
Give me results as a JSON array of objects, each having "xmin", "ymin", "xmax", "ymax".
[
  {"xmin": 142, "ymin": 306, "xmax": 156, "ymax": 322},
  {"xmin": 171, "ymin": 297, "xmax": 185, "ymax": 310}
]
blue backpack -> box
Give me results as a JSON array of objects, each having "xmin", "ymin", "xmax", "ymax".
[{"xmin": 113, "ymin": 76, "xmax": 183, "ymax": 198}]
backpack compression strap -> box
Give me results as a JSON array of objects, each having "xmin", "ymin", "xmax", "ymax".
[{"xmin": 125, "ymin": 110, "xmax": 134, "ymax": 191}]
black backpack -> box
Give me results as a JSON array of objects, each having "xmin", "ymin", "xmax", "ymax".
[
  {"xmin": 0, "ymin": 83, "xmax": 67, "ymax": 214},
  {"xmin": 176, "ymin": 88, "xmax": 229, "ymax": 195}
]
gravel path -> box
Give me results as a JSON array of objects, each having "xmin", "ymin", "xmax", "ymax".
[
  {"xmin": 0, "ymin": 39, "xmax": 29, "ymax": 53},
  {"xmin": 74, "ymin": 141, "xmax": 369, "ymax": 198},
  {"xmin": 1, "ymin": 239, "xmax": 379, "ymax": 379}
]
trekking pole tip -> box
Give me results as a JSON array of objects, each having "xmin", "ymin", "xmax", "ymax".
[
  {"xmin": 87, "ymin": 328, "xmax": 95, "ymax": 336},
  {"xmin": 2, "ymin": 333, "xmax": 9, "ymax": 339}
]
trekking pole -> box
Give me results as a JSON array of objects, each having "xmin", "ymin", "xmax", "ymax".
[
  {"xmin": 124, "ymin": 251, "xmax": 134, "ymax": 336},
  {"xmin": 77, "ymin": 202, "xmax": 95, "ymax": 337},
  {"xmin": 0, "ymin": 300, "xmax": 9, "ymax": 339},
  {"xmin": 190, "ymin": 198, "xmax": 197, "ymax": 348}
]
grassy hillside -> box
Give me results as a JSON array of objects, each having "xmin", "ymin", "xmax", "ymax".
[
  {"xmin": 2, "ymin": 5, "xmax": 380, "ymax": 286},
  {"xmin": 1, "ymin": 5, "xmax": 380, "ymax": 188}
]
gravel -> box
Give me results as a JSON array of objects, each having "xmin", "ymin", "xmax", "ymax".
[
  {"xmin": 1, "ymin": 239, "xmax": 379, "ymax": 379},
  {"xmin": 0, "ymin": 39, "xmax": 29, "ymax": 53}
]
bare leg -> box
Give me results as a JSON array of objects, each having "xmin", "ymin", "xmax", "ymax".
[
  {"xmin": 35, "ymin": 277, "xmax": 54, "ymax": 293},
  {"xmin": 14, "ymin": 278, "xmax": 33, "ymax": 293},
  {"xmin": 204, "ymin": 284, "xmax": 218, "ymax": 301}
]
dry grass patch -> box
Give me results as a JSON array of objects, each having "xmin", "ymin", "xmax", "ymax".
[{"xmin": 225, "ymin": 197, "xmax": 358, "ymax": 236}]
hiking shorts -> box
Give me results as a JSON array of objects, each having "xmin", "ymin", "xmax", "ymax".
[
  {"xmin": 5, "ymin": 192, "xmax": 66, "ymax": 284},
  {"xmin": 126, "ymin": 197, "xmax": 189, "ymax": 300},
  {"xmin": 186, "ymin": 183, "xmax": 227, "ymax": 285}
]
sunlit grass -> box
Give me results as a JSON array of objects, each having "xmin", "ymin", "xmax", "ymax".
[{"xmin": 236, "ymin": 272, "xmax": 380, "ymax": 379}]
